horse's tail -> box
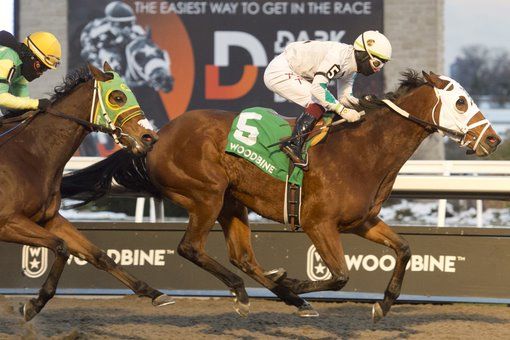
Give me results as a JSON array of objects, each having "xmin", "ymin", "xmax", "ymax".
[{"xmin": 61, "ymin": 149, "xmax": 161, "ymax": 207}]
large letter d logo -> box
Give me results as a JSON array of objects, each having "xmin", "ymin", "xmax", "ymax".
[{"xmin": 206, "ymin": 31, "xmax": 267, "ymax": 100}]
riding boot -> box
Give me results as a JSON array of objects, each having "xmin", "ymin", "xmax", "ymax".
[{"xmin": 281, "ymin": 111, "xmax": 318, "ymax": 169}]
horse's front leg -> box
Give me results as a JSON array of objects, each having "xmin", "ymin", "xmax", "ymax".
[
  {"xmin": 291, "ymin": 221, "xmax": 351, "ymax": 293},
  {"xmin": 0, "ymin": 215, "xmax": 70, "ymax": 321},
  {"xmin": 44, "ymin": 214, "xmax": 174, "ymax": 306},
  {"xmin": 354, "ymin": 216, "xmax": 411, "ymax": 322},
  {"xmin": 263, "ymin": 221, "xmax": 352, "ymax": 295}
]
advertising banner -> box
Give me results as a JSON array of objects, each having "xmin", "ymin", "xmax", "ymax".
[
  {"xmin": 68, "ymin": 0, "xmax": 383, "ymax": 155},
  {"xmin": 2, "ymin": 223, "xmax": 510, "ymax": 302}
]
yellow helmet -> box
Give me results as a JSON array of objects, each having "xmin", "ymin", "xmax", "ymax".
[{"xmin": 23, "ymin": 32, "xmax": 61, "ymax": 69}]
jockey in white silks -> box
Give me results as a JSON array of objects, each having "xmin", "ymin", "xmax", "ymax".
[{"xmin": 264, "ymin": 30, "xmax": 392, "ymax": 168}]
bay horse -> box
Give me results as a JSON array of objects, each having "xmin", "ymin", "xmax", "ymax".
[
  {"xmin": 61, "ymin": 71, "xmax": 501, "ymax": 321},
  {"xmin": 0, "ymin": 62, "xmax": 173, "ymax": 321}
]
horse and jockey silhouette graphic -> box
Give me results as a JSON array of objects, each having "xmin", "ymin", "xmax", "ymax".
[{"xmin": 80, "ymin": 4, "xmax": 174, "ymax": 93}]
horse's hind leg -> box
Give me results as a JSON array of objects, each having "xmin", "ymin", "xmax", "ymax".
[
  {"xmin": 0, "ymin": 215, "xmax": 70, "ymax": 321},
  {"xmin": 355, "ymin": 217, "xmax": 411, "ymax": 322},
  {"xmin": 44, "ymin": 214, "xmax": 174, "ymax": 306},
  {"xmin": 218, "ymin": 195, "xmax": 318, "ymax": 317},
  {"xmin": 176, "ymin": 195, "xmax": 252, "ymax": 316}
]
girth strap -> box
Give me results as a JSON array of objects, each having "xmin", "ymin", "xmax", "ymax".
[{"xmin": 284, "ymin": 174, "xmax": 302, "ymax": 231}]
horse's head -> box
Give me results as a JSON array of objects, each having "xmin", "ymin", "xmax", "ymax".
[
  {"xmin": 125, "ymin": 32, "xmax": 174, "ymax": 92},
  {"xmin": 422, "ymin": 71, "xmax": 501, "ymax": 156},
  {"xmin": 88, "ymin": 62, "xmax": 159, "ymax": 156}
]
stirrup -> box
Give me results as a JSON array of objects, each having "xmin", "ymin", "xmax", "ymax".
[
  {"xmin": 293, "ymin": 153, "xmax": 309, "ymax": 170},
  {"xmin": 281, "ymin": 145, "xmax": 309, "ymax": 170}
]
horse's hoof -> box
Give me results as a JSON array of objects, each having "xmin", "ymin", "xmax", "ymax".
[
  {"xmin": 152, "ymin": 294, "xmax": 175, "ymax": 307},
  {"xmin": 231, "ymin": 290, "xmax": 250, "ymax": 317},
  {"xmin": 296, "ymin": 302, "xmax": 319, "ymax": 318},
  {"xmin": 233, "ymin": 300, "xmax": 250, "ymax": 317},
  {"xmin": 372, "ymin": 302, "xmax": 384, "ymax": 323},
  {"xmin": 20, "ymin": 300, "xmax": 38, "ymax": 322},
  {"xmin": 264, "ymin": 268, "xmax": 287, "ymax": 283}
]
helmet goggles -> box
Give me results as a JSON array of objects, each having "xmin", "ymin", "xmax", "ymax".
[
  {"xmin": 26, "ymin": 35, "xmax": 61, "ymax": 69},
  {"xmin": 361, "ymin": 32, "xmax": 387, "ymax": 72}
]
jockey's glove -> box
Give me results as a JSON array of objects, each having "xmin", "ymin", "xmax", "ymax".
[
  {"xmin": 37, "ymin": 98, "xmax": 51, "ymax": 111},
  {"xmin": 333, "ymin": 104, "xmax": 362, "ymax": 123},
  {"xmin": 339, "ymin": 95, "xmax": 360, "ymax": 109}
]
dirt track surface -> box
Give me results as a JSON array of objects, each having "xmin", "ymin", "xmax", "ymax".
[{"xmin": 0, "ymin": 295, "xmax": 509, "ymax": 339}]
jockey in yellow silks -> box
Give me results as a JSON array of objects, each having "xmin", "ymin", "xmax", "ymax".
[{"xmin": 0, "ymin": 31, "xmax": 61, "ymax": 115}]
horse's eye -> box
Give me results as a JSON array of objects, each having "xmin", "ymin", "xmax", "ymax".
[
  {"xmin": 108, "ymin": 91, "xmax": 127, "ymax": 107},
  {"xmin": 455, "ymin": 96, "xmax": 468, "ymax": 112}
]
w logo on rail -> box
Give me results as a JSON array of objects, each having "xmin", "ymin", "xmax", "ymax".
[
  {"xmin": 22, "ymin": 246, "xmax": 48, "ymax": 278},
  {"xmin": 306, "ymin": 245, "xmax": 332, "ymax": 281}
]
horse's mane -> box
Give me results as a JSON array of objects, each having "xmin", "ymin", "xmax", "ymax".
[
  {"xmin": 51, "ymin": 65, "xmax": 92, "ymax": 102},
  {"xmin": 358, "ymin": 69, "xmax": 427, "ymax": 110}
]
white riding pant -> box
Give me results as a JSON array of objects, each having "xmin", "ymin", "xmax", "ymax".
[{"xmin": 264, "ymin": 53, "xmax": 314, "ymax": 108}]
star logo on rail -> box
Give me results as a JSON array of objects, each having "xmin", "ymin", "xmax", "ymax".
[
  {"xmin": 29, "ymin": 258, "xmax": 41, "ymax": 270},
  {"xmin": 314, "ymin": 263, "xmax": 327, "ymax": 274},
  {"xmin": 307, "ymin": 245, "xmax": 332, "ymax": 281}
]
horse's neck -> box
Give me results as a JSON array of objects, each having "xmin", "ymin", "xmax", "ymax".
[
  {"xmin": 367, "ymin": 88, "xmax": 434, "ymax": 171},
  {"xmin": 32, "ymin": 82, "xmax": 94, "ymax": 171},
  {"xmin": 326, "ymin": 87, "xmax": 434, "ymax": 177}
]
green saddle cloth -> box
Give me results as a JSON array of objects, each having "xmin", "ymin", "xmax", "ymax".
[{"xmin": 225, "ymin": 107, "xmax": 309, "ymax": 185}]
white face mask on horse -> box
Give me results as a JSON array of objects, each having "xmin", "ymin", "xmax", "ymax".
[
  {"xmin": 432, "ymin": 76, "xmax": 492, "ymax": 151},
  {"xmin": 381, "ymin": 71, "xmax": 500, "ymax": 156}
]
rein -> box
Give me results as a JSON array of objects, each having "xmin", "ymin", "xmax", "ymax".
[
  {"xmin": 267, "ymin": 118, "xmax": 347, "ymax": 148},
  {"xmin": 381, "ymin": 99, "xmax": 465, "ymax": 139},
  {"xmin": 0, "ymin": 111, "xmax": 38, "ymax": 140},
  {"xmin": 46, "ymin": 109, "xmax": 118, "ymax": 134}
]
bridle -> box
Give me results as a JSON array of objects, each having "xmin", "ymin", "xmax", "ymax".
[
  {"xmin": 430, "ymin": 83, "xmax": 491, "ymax": 152},
  {"xmin": 86, "ymin": 78, "xmax": 144, "ymax": 145},
  {"xmin": 381, "ymin": 98, "xmax": 465, "ymax": 139},
  {"xmin": 381, "ymin": 80, "xmax": 492, "ymax": 151}
]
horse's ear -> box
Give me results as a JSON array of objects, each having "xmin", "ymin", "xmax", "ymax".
[
  {"xmin": 103, "ymin": 61, "xmax": 114, "ymax": 72},
  {"xmin": 145, "ymin": 26, "xmax": 152, "ymax": 39},
  {"xmin": 88, "ymin": 63, "xmax": 110, "ymax": 82},
  {"xmin": 422, "ymin": 71, "xmax": 450, "ymax": 89}
]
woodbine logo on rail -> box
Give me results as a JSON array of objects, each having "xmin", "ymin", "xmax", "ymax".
[
  {"xmin": 307, "ymin": 245, "xmax": 465, "ymax": 281},
  {"xmin": 22, "ymin": 246, "xmax": 175, "ymax": 278}
]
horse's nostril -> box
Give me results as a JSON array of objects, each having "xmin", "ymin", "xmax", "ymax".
[
  {"xmin": 142, "ymin": 134, "xmax": 155, "ymax": 145},
  {"xmin": 487, "ymin": 135, "xmax": 501, "ymax": 147}
]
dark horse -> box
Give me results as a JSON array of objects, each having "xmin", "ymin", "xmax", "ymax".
[
  {"xmin": 0, "ymin": 63, "xmax": 174, "ymax": 321},
  {"xmin": 61, "ymin": 71, "xmax": 501, "ymax": 321}
]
